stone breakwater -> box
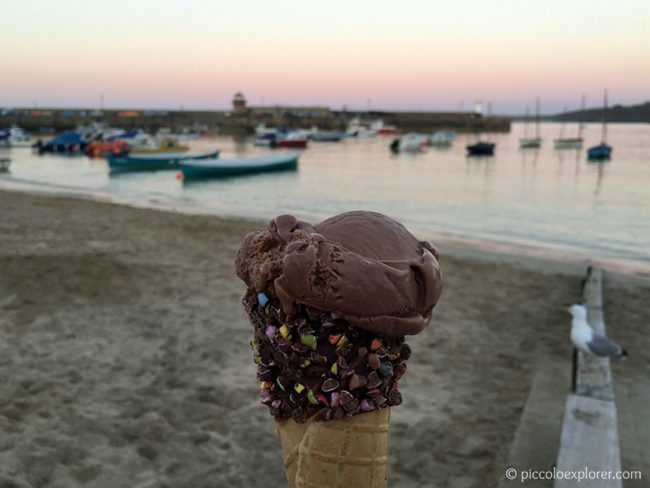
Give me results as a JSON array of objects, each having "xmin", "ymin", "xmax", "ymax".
[{"xmin": 1, "ymin": 109, "xmax": 510, "ymax": 135}]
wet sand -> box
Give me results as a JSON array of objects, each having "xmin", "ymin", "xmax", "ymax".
[{"xmin": 0, "ymin": 189, "xmax": 648, "ymax": 488}]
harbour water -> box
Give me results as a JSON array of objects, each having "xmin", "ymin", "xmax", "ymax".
[{"xmin": 1, "ymin": 122, "xmax": 649, "ymax": 273}]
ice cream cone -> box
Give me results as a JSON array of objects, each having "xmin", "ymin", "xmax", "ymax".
[{"xmin": 278, "ymin": 407, "xmax": 391, "ymax": 488}]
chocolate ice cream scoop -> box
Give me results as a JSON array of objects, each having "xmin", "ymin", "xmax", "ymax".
[{"xmin": 235, "ymin": 211, "xmax": 442, "ymax": 337}]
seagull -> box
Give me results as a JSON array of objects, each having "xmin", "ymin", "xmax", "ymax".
[{"xmin": 568, "ymin": 304, "xmax": 628, "ymax": 358}]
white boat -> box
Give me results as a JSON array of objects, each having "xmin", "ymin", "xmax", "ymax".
[
  {"xmin": 429, "ymin": 130, "xmax": 456, "ymax": 147},
  {"xmin": 390, "ymin": 133, "xmax": 427, "ymax": 153},
  {"xmin": 346, "ymin": 117, "xmax": 378, "ymax": 137},
  {"xmin": 554, "ymin": 97, "xmax": 585, "ymax": 149},
  {"xmin": 6, "ymin": 126, "xmax": 35, "ymax": 147},
  {"xmin": 519, "ymin": 98, "xmax": 542, "ymax": 149},
  {"xmin": 370, "ymin": 119, "xmax": 399, "ymax": 135},
  {"xmin": 255, "ymin": 123, "xmax": 280, "ymax": 138}
]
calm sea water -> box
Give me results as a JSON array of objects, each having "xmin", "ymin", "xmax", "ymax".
[{"xmin": 2, "ymin": 122, "xmax": 649, "ymax": 271}]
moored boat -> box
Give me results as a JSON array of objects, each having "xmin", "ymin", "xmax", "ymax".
[
  {"xmin": 587, "ymin": 90, "xmax": 612, "ymax": 161},
  {"xmin": 554, "ymin": 96, "xmax": 585, "ymax": 149},
  {"xmin": 129, "ymin": 136, "xmax": 188, "ymax": 154},
  {"xmin": 273, "ymin": 137, "xmax": 308, "ymax": 148},
  {"xmin": 180, "ymin": 152, "xmax": 299, "ymax": 180},
  {"xmin": 255, "ymin": 123, "xmax": 280, "ymax": 138},
  {"xmin": 345, "ymin": 117, "xmax": 378, "ymax": 137},
  {"xmin": 429, "ymin": 130, "xmax": 456, "ymax": 147},
  {"xmin": 108, "ymin": 149, "xmax": 220, "ymax": 172},
  {"xmin": 310, "ymin": 131, "xmax": 346, "ymax": 142},
  {"xmin": 587, "ymin": 143, "xmax": 612, "ymax": 160},
  {"xmin": 4, "ymin": 126, "xmax": 35, "ymax": 147},
  {"xmin": 86, "ymin": 140, "xmax": 130, "ymax": 158},
  {"xmin": 466, "ymin": 141, "xmax": 495, "ymax": 156},
  {"xmin": 519, "ymin": 98, "xmax": 542, "ymax": 149},
  {"xmin": 390, "ymin": 133, "xmax": 428, "ymax": 153},
  {"xmin": 370, "ymin": 119, "xmax": 399, "ymax": 135},
  {"xmin": 36, "ymin": 131, "xmax": 87, "ymax": 154},
  {"xmin": 553, "ymin": 137, "xmax": 583, "ymax": 149}
]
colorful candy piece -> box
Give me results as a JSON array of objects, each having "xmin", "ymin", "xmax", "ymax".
[
  {"xmin": 370, "ymin": 338, "xmax": 382, "ymax": 351},
  {"xmin": 330, "ymin": 363, "xmax": 338, "ymax": 375},
  {"xmin": 300, "ymin": 358, "xmax": 311, "ymax": 368},
  {"xmin": 337, "ymin": 335, "xmax": 349, "ymax": 346},
  {"xmin": 328, "ymin": 334, "xmax": 341, "ymax": 345},
  {"xmin": 257, "ymin": 368, "xmax": 273, "ymax": 381},
  {"xmin": 379, "ymin": 362, "xmax": 394, "ymax": 377},
  {"xmin": 307, "ymin": 390, "xmax": 319, "ymax": 405},
  {"xmin": 316, "ymin": 395, "xmax": 329, "ymax": 406},
  {"xmin": 294, "ymin": 383, "xmax": 305, "ymax": 393},
  {"xmin": 260, "ymin": 390, "xmax": 272, "ymax": 403},
  {"xmin": 271, "ymin": 399, "xmax": 282, "ymax": 409},
  {"xmin": 265, "ymin": 326, "xmax": 276, "ymax": 339},
  {"xmin": 300, "ymin": 334, "xmax": 317, "ymax": 351},
  {"xmin": 330, "ymin": 391, "xmax": 340, "ymax": 408},
  {"xmin": 279, "ymin": 324, "xmax": 291, "ymax": 340},
  {"xmin": 257, "ymin": 292, "xmax": 269, "ymax": 306},
  {"xmin": 360, "ymin": 399, "xmax": 375, "ymax": 411}
]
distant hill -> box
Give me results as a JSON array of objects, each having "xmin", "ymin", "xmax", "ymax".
[{"xmin": 551, "ymin": 101, "xmax": 650, "ymax": 123}]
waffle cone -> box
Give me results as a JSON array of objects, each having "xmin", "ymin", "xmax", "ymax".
[{"xmin": 277, "ymin": 407, "xmax": 390, "ymax": 488}]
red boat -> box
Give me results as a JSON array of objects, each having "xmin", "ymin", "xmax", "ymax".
[
  {"xmin": 273, "ymin": 138, "xmax": 308, "ymax": 148},
  {"xmin": 86, "ymin": 140, "xmax": 129, "ymax": 158},
  {"xmin": 369, "ymin": 119, "xmax": 399, "ymax": 135}
]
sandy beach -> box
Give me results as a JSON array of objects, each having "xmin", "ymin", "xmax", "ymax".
[{"xmin": 0, "ymin": 189, "xmax": 648, "ymax": 488}]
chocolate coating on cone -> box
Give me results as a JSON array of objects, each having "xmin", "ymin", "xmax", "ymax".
[{"xmin": 235, "ymin": 211, "xmax": 442, "ymax": 337}]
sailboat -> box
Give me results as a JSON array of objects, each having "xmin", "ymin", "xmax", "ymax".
[
  {"xmin": 554, "ymin": 96, "xmax": 585, "ymax": 149},
  {"xmin": 466, "ymin": 100, "xmax": 495, "ymax": 156},
  {"xmin": 519, "ymin": 98, "xmax": 542, "ymax": 148},
  {"xmin": 587, "ymin": 90, "xmax": 612, "ymax": 161}
]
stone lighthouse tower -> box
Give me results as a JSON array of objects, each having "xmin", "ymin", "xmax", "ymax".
[{"xmin": 232, "ymin": 92, "xmax": 247, "ymax": 114}]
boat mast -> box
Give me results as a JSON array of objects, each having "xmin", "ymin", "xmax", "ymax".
[
  {"xmin": 601, "ymin": 89, "xmax": 608, "ymax": 143},
  {"xmin": 524, "ymin": 106, "xmax": 530, "ymax": 139},
  {"xmin": 559, "ymin": 106, "xmax": 567, "ymax": 139},
  {"xmin": 578, "ymin": 94, "xmax": 586, "ymax": 139},
  {"xmin": 535, "ymin": 96, "xmax": 540, "ymax": 140}
]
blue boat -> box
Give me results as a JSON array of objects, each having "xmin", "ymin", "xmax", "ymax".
[
  {"xmin": 108, "ymin": 149, "xmax": 220, "ymax": 172},
  {"xmin": 37, "ymin": 131, "xmax": 86, "ymax": 154},
  {"xmin": 466, "ymin": 141, "xmax": 495, "ymax": 156},
  {"xmin": 587, "ymin": 90, "xmax": 613, "ymax": 161},
  {"xmin": 587, "ymin": 143, "xmax": 612, "ymax": 161},
  {"xmin": 180, "ymin": 152, "xmax": 299, "ymax": 180}
]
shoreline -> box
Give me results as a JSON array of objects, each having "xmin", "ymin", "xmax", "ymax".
[{"xmin": 1, "ymin": 183, "xmax": 649, "ymax": 284}]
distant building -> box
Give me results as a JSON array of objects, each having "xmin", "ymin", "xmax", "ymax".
[{"xmin": 232, "ymin": 92, "xmax": 247, "ymax": 114}]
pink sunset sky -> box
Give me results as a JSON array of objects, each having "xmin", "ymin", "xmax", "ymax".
[{"xmin": 1, "ymin": 0, "xmax": 648, "ymax": 114}]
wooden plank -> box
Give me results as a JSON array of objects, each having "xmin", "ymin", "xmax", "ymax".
[
  {"xmin": 554, "ymin": 395, "xmax": 622, "ymax": 488},
  {"xmin": 575, "ymin": 267, "xmax": 614, "ymax": 401}
]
